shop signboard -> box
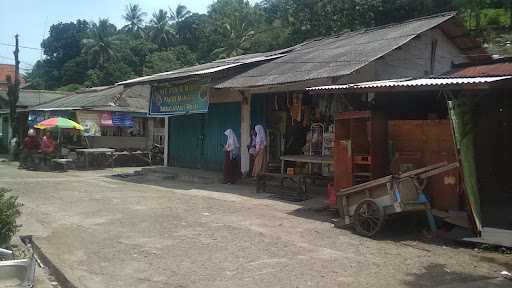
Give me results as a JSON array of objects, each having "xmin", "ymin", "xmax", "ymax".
[
  {"xmin": 112, "ymin": 112, "xmax": 134, "ymax": 127},
  {"xmin": 149, "ymin": 82, "xmax": 208, "ymax": 116}
]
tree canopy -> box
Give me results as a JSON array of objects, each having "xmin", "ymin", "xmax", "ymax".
[{"xmin": 26, "ymin": 0, "xmax": 512, "ymax": 90}]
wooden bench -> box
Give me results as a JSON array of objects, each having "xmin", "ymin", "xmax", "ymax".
[{"xmin": 256, "ymin": 172, "xmax": 312, "ymax": 199}]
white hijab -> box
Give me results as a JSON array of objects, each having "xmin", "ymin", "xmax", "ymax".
[
  {"xmin": 224, "ymin": 129, "xmax": 239, "ymax": 151},
  {"xmin": 255, "ymin": 125, "xmax": 266, "ymax": 148}
]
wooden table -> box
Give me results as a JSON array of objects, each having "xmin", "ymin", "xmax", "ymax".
[
  {"xmin": 76, "ymin": 148, "xmax": 116, "ymax": 169},
  {"xmin": 280, "ymin": 155, "xmax": 333, "ymax": 175},
  {"xmin": 257, "ymin": 155, "xmax": 333, "ymax": 199}
]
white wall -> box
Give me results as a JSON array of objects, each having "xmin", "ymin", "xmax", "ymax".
[{"xmin": 375, "ymin": 28, "xmax": 467, "ymax": 80}]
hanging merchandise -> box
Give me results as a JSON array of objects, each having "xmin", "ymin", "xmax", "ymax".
[{"xmin": 290, "ymin": 93, "xmax": 302, "ymax": 122}]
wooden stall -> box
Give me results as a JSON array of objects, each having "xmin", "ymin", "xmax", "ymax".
[
  {"xmin": 388, "ymin": 120, "xmax": 460, "ymax": 211},
  {"xmin": 334, "ymin": 111, "xmax": 388, "ymax": 190}
]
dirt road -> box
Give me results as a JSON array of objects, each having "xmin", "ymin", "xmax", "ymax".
[{"xmin": 0, "ymin": 162, "xmax": 510, "ymax": 287}]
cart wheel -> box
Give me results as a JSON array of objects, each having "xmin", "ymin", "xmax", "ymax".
[{"xmin": 353, "ymin": 199, "xmax": 384, "ymax": 237}]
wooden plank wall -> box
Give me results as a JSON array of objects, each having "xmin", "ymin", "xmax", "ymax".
[{"xmin": 388, "ymin": 120, "xmax": 460, "ymax": 211}]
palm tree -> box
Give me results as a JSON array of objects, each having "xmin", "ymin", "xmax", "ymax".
[
  {"xmin": 149, "ymin": 9, "xmax": 176, "ymax": 48},
  {"xmin": 169, "ymin": 4, "xmax": 191, "ymax": 23},
  {"xmin": 211, "ymin": 18, "xmax": 255, "ymax": 59},
  {"xmin": 82, "ymin": 19, "xmax": 118, "ymax": 67},
  {"xmin": 122, "ymin": 3, "xmax": 146, "ymax": 36}
]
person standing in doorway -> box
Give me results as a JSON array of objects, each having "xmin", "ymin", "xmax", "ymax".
[
  {"xmin": 223, "ymin": 129, "xmax": 240, "ymax": 184},
  {"xmin": 252, "ymin": 125, "xmax": 267, "ymax": 177}
]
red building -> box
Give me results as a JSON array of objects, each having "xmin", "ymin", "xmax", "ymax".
[{"xmin": 0, "ymin": 64, "xmax": 26, "ymax": 90}]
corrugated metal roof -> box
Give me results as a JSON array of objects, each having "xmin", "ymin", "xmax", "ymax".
[
  {"xmin": 117, "ymin": 52, "xmax": 287, "ymax": 86},
  {"xmin": 307, "ymin": 76, "xmax": 512, "ymax": 92},
  {"xmin": 216, "ymin": 12, "xmax": 458, "ymax": 89},
  {"xmin": 30, "ymin": 85, "xmax": 150, "ymax": 113},
  {"xmin": 446, "ymin": 62, "xmax": 512, "ymax": 77},
  {"xmin": 0, "ymin": 89, "xmax": 70, "ymax": 108}
]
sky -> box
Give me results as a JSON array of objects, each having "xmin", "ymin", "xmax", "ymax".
[{"xmin": 0, "ymin": 0, "xmax": 238, "ymax": 72}]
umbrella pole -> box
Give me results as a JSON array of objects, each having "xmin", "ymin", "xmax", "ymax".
[{"xmin": 58, "ymin": 128, "xmax": 61, "ymax": 157}]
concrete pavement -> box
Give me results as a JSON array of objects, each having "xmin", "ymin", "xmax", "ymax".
[{"xmin": 0, "ymin": 162, "xmax": 510, "ymax": 287}]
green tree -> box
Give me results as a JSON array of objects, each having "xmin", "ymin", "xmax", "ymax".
[
  {"xmin": 28, "ymin": 20, "xmax": 89, "ymax": 89},
  {"xmin": 149, "ymin": 9, "xmax": 176, "ymax": 49},
  {"xmin": 85, "ymin": 61, "xmax": 136, "ymax": 87},
  {"xmin": 122, "ymin": 3, "xmax": 146, "ymax": 36},
  {"xmin": 143, "ymin": 46, "xmax": 196, "ymax": 75},
  {"xmin": 82, "ymin": 19, "xmax": 119, "ymax": 68},
  {"xmin": 169, "ymin": 4, "xmax": 192, "ymax": 23},
  {"xmin": 0, "ymin": 188, "xmax": 22, "ymax": 248},
  {"xmin": 26, "ymin": 59, "xmax": 61, "ymax": 90},
  {"xmin": 61, "ymin": 56, "xmax": 89, "ymax": 85},
  {"xmin": 41, "ymin": 20, "xmax": 90, "ymax": 68},
  {"xmin": 211, "ymin": 19, "xmax": 255, "ymax": 58},
  {"xmin": 207, "ymin": 0, "xmax": 263, "ymax": 59},
  {"xmin": 176, "ymin": 13, "xmax": 208, "ymax": 46},
  {"xmin": 125, "ymin": 38, "xmax": 159, "ymax": 76}
]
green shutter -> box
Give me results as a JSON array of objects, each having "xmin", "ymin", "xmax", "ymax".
[
  {"xmin": 168, "ymin": 102, "xmax": 241, "ymax": 171},
  {"xmin": 204, "ymin": 102, "xmax": 241, "ymax": 171},
  {"xmin": 168, "ymin": 113, "xmax": 204, "ymax": 169},
  {"xmin": 448, "ymin": 98, "xmax": 482, "ymax": 233}
]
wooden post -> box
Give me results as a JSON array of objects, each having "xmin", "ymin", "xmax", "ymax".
[
  {"xmin": 164, "ymin": 116, "xmax": 169, "ymax": 166},
  {"xmin": 6, "ymin": 35, "xmax": 20, "ymax": 157}
]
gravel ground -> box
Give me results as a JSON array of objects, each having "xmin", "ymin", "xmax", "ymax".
[{"xmin": 0, "ymin": 162, "xmax": 510, "ymax": 288}]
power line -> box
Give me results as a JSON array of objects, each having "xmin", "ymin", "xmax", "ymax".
[
  {"xmin": 0, "ymin": 42, "xmax": 42, "ymax": 51},
  {"xmin": 0, "ymin": 55, "xmax": 34, "ymax": 67}
]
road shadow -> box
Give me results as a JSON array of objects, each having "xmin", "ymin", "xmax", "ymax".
[
  {"xmin": 106, "ymin": 172, "xmax": 497, "ymax": 252},
  {"xmin": 289, "ymin": 205, "xmax": 479, "ymax": 250},
  {"xmin": 478, "ymin": 254, "xmax": 512, "ymax": 271},
  {"xmin": 107, "ymin": 173, "xmax": 306, "ymax": 206},
  {"xmin": 402, "ymin": 263, "xmax": 493, "ymax": 287}
]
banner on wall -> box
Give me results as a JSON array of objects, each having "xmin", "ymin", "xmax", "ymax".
[
  {"xmin": 28, "ymin": 110, "xmax": 74, "ymax": 127},
  {"xmin": 98, "ymin": 111, "xmax": 113, "ymax": 126},
  {"xmin": 77, "ymin": 111, "xmax": 101, "ymax": 136},
  {"xmin": 112, "ymin": 112, "xmax": 134, "ymax": 127},
  {"xmin": 149, "ymin": 82, "xmax": 208, "ymax": 116}
]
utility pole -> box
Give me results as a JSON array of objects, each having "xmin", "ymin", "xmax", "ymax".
[{"xmin": 6, "ymin": 34, "xmax": 20, "ymax": 158}]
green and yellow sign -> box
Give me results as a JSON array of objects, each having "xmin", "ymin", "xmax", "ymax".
[{"xmin": 149, "ymin": 82, "xmax": 209, "ymax": 116}]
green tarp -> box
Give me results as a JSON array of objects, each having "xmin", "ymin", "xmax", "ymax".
[{"xmin": 448, "ymin": 97, "xmax": 482, "ymax": 234}]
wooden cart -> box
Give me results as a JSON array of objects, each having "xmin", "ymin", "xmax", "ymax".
[{"xmin": 336, "ymin": 162, "xmax": 459, "ymax": 236}]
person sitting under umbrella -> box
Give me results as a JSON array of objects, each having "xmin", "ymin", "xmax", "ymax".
[
  {"xmin": 41, "ymin": 131, "xmax": 56, "ymax": 167},
  {"xmin": 19, "ymin": 129, "xmax": 40, "ymax": 169}
]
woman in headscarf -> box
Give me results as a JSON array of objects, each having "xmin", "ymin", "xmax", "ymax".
[
  {"xmin": 223, "ymin": 129, "xmax": 240, "ymax": 184},
  {"xmin": 252, "ymin": 125, "xmax": 267, "ymax": 177},
  {"xmin": 247, "ymin": 127, "xmax": 257, "ymax": 177}
]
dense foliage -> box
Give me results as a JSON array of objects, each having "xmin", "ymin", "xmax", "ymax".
[
  {"xmin": 0, "ymin": 188, "xmax": 22, "ymax": 248},
  {"xmin": 26, "ymin": 0, "xmax": 512, "ymax": 90}
]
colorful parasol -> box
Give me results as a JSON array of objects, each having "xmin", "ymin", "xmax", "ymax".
[{"xmin": 34, "ymin": 117, "xmax": 83, "ymax": 130}]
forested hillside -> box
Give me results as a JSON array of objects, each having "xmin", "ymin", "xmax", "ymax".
[{"xmin": 26, "ymin": 0, "xmax": 512, "ymax": 90}]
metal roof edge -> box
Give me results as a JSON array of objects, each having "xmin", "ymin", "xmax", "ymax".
[
  {"xmin": 307, "ymin": 76, "xmax": 512, "ymax": 93},
  {"xmin": 116, "ymin": 54, "xmax": 287, "ymax": 86}
]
